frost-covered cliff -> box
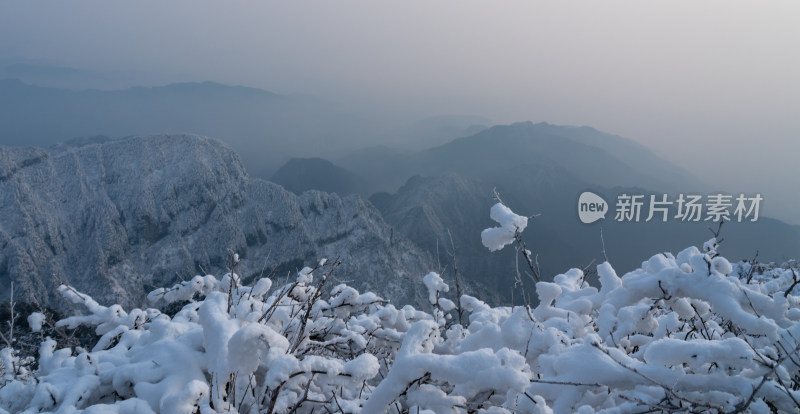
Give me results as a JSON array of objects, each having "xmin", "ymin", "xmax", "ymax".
[{"xmin": 0, "ymin": 135, "xmax": 432, "ymax": 309}]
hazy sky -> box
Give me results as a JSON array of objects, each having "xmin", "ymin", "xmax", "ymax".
[{"xmin": 1, "ymin": 1, "xmax": 799, "ymax": 223}]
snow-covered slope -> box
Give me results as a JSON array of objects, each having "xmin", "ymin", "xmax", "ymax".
[{"xmin": 0, "ymin": 135, "xmax": 432, "ymax": 310}]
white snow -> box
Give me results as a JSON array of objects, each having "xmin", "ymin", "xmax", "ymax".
[
  {"xmin": 0, "ymin": 227, "xmax": 798, "ymax": 412},
  {"xmin": 423, "ymin": 272, "xmax": 449, "ymax": 305},
  {"xmin": 27, "ymin": 312, "xmax": 45, "ymax": 332},
  {"xmin": 481, "ymin": 202, "xmax": 528, "ymax": 252}
]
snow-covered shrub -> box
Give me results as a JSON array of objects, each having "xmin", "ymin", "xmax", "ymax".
[
  {"xmin": 0, "ymin": 205, "xmax": 798, "ymax": 412},
  {"xmin": 482, "ymin": 201, "xmax": 541, "ymax": 309}
]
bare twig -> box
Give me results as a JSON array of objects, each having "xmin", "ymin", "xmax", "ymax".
[
  {"xmin": 446, "ymin": 229, "xmax": 464, "ymax": 326},
  {"xmin": 600, "ymin": 226, "xmax": 609, "ymax": 262}
]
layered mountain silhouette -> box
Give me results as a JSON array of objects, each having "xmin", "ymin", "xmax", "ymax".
[
  {"xmin": 336, "ymin": 121, "xmax": 701, "ymax": 194},
  {"xmin": 0, "ymin": 79, "xmax": 372, "ymax": 178},
  {"xmin": 0, "ymin": 79, "xmax": 493, "ymax": 181},
  {"xmin": 295, "ymin": 123, "xmax": 799, "ymax": 303}
]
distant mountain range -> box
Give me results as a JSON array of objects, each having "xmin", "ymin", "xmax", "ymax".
[
  {"xmin": 333, "ymin": 122, "xmax": 702, "ymax": 194},
  {"xmin": 0, "ymin": 79, "xmax": 492, "ymax": 180},
  {"xmin": 279, "ymin": 122, "xmax": 800, "ymax": 303},
  {"xmin": 0, "ymin": 78, "xmax": 370, "ymax": 179}
]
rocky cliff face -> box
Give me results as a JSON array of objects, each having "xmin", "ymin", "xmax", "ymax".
[{"xmin": 0, "ymin": 135, "xmax": 433, "ymax": 310}]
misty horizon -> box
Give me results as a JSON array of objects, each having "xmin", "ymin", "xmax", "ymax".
[
  {"xmin": 2, "ymin": 1, "xmax": 799, "ymax": 225},
  {"xmin": 0, "ymin": 75, "xmax": 798, "ymax": 227}
]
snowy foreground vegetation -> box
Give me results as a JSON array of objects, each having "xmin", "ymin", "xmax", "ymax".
[{"xmin": 2, "ymin": 203, "xmax": 800, "ymax": 413}]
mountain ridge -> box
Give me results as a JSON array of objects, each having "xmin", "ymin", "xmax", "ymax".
[{"xmin": 0, "ymin": 134, "xmax": 434, "ymax": 310}]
